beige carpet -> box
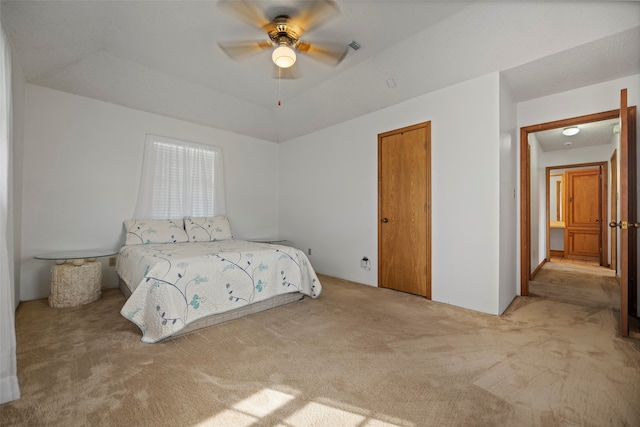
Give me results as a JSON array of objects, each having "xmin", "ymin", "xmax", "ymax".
[
  {"xmin": 529, "ymin": 261, "xmax": 618, "ymax": 311},
  {"xmin": 1, "ymin": 271, "xmax": 639, "ymax": 426}
]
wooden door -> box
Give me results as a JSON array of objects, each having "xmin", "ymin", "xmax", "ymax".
[
  {"xmin": 610, "ymin": 150, "xmax": 617, "ymax": 272},
  {"xmin": 614, "ymin": 89, "xmax": 630, "ymax": 336},
  {"xmin": 565, "ymin": 168, "xmax": 602, "ymax": 261},
  {"xmin": 378, "ymin": 122, "xmax": 431, "ymax": 298},
  {"xmin": 629, "ymin": 104, "xmax": 638, "ymax": 318},
  {"xmin": 609, "ymin": 88, "xmax": 639, "ymax": 334}
]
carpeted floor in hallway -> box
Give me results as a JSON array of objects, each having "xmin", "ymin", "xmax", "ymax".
[{"xmin": 529, "ymin": 260, "xmax": 618, "ymax": 310}]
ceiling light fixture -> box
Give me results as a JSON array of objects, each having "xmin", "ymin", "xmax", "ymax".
[
  {"xmin": 272, "ymin": 45, "xmax": 296, "ymax": 68},
  {"xmin": 562, "ymin": 126, "xmax": 579, "ymax": 136}
]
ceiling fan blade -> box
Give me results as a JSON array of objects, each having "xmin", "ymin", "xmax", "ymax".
[
  {"xmin": 218, "ymin": 0, "xmax": 270, "ymax": 29},
  {"xmin": 297, "ymin": 41, "xmax": 348, "ymax": 66},
  {"xmin": 273, "ymin": 64, "xmax": 302, "ymax": 80},
  {"xmin": 218, "ymin": 40, "xmax": 272, "ymax": 59},
  {"xmin": 292, "ymin": 0, "xmax": 340, "ymax": 35}
]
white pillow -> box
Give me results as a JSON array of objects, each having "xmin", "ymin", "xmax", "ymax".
[
  {"xmin": 184, "ymin": 216, "xmax": 232, "ymax": 242},
  {"xmin": 123, "ymin": 219, "xmax": 188, "ymax": 245}
]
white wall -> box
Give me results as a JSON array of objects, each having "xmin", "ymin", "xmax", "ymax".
[
  {"xmin": 498, "ymin": 74, "xmax": 518, "ymax": 313},
  {"xmin": 10, "ymin": 41, "xmax": 24, "ymax": 310},
  {"xmin": 528, "ymin": 133, "xmax": 543, "ymax": 270},
  {"xmin": 518, "ymin": 74, "xmax": 640, "ymax": 310},
  {"xmin": 540, "ymin": 144, "xmax": 614, "ymax": 168},
  {"xmin": 20, "ymin": 85, "xmax": 280, "ymax": 300},
  {"xmin": 550, "ymin": 229, "xmax": 564, "ymax": 251},
  {"xmin": 518, "ymin": 75, "xmax": 640, "ymax": 130},
  {"xmin": 279, "ymin": 73, "xmax": 505, "ymax": 315},
  {"xmin": 20, "ymin": 73, "xmax": 640, "ymax": 314}
]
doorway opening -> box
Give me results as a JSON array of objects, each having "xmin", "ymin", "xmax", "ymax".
[
  {"xmin": 520, "ymin": 109, "xmax": 621, "ymax": 296},
  {"xmin": 520, "ymin": 91, "xmax": 638, "ymax": 337}
]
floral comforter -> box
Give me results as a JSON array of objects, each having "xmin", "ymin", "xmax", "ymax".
[{"xmin": 117, "ymin": 240, "xmax": 321, "ymax": 343}]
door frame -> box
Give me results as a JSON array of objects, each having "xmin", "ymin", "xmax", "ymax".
[
  {"xmin": 545, "ymin": 162, "xmax": 608, "ymax": 266},
  {"xmin": 520, "ymin": 109, "xmax": 620, "ymax": 296}
]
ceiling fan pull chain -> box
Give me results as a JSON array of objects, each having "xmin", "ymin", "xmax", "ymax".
[{"xmin": 278, "ymin": 67, "xmax": 282, "ymax": 106}]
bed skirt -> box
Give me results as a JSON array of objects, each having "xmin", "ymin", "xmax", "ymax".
[{"xmin": 118, "ymin": 278, "xmax": 304, "ymax": 340}]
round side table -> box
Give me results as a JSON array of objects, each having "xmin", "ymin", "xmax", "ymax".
[
  {"xmin": 35, "ymin": 249, "xmax": 119, "ymax": 308},
  {"xmin": 247, "ymin": 239, "xmax": 288, "ymax": 244}
]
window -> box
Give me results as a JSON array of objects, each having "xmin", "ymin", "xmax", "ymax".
[{"xmin": 133, "ymin": 134, "xmax": 225, "ymax": 219}]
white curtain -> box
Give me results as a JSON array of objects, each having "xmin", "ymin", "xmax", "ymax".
[
  {"xmin": 133, "ymin": 134, "xmax": 226, "ymax": 219},
  {"xmin": 0, "ymin": 25, "xmax": 20, "ymax": 404}
]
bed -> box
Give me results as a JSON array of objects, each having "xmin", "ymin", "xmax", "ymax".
[{"xmin": 116, "ymin": 217, "xmax": 321, "ymax": 343}]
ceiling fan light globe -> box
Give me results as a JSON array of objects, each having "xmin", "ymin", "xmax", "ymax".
[
  {"xmin": 562, "ymin": 126, "xmax": 580, "ymax": 136},
  {"xmin": 272, "ymin": 46, "xmax": 296, "ymax": 68}
]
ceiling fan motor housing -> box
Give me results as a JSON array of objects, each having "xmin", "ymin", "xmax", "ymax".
[{"xmin": 265, "ymin": 16, "xmax": 301, "ymax": 47}]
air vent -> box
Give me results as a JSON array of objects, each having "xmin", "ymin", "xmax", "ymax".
[{"xmin": 349, "ymin": 40, "xmax": 361, "ymax": 50}]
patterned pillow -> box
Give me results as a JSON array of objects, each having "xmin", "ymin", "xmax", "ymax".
[
  {"xmin": 123, "ymin": 219, "xmax": 189, "ymax": 245},
  {"xmin": 184, "ymin": 216, "xmax": 232, "ymax": 242}
]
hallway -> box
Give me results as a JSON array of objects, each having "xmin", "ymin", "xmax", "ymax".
[
  {"xmin": 529, "ymin": 259, "xmax": 640, "ymax": 337},
  {"xmin": 529, "ymin": 259, "xmax": 617, "ymax": 310}
]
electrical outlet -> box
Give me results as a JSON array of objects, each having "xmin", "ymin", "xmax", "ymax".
[
  {"xmin": 109, "ymin": 257, "xmax": 117, "ymax": 267},
  {"xmin": 307, "ymin": 248, "xmax": 312, "ymax": 256}
]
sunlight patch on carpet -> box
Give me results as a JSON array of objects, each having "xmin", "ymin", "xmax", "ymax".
[
  {"xmin": 233, "ymin": 388, "xmax": 296, "ymax": 417},
  {"xmin": 193, "ymin": 387, "xmax": 411, "ymax": 427}
]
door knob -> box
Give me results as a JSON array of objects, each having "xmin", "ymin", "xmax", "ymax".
[
  {"xmin": 381, "ymin": 218, "xmax": 389, "ymax": 223},
  {"xmin": 608, "ymin": 221, "xmax": 640, "ymax": 229}
]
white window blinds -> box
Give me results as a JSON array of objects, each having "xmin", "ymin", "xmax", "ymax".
[{"xmin": 133, "ymin": 134, "xmax": 226, "ymax": 219}]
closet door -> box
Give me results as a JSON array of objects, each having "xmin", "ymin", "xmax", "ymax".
[{"xmin": 378, "ymin": 122, "xmax": 431, "ymax": 298}]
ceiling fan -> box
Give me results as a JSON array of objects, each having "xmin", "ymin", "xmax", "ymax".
[{"xmin": 217, "ymin": 0, "xmax": 349, "ymax": 78}]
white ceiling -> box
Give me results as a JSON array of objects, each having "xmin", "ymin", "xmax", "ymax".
[
  {"xmin": 2, "ymin": 1, "xmax": 640, "ymax": 143},
  {"xmin": 534, "ymin": 118, "xmax": 620, "ymax": 152}
]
